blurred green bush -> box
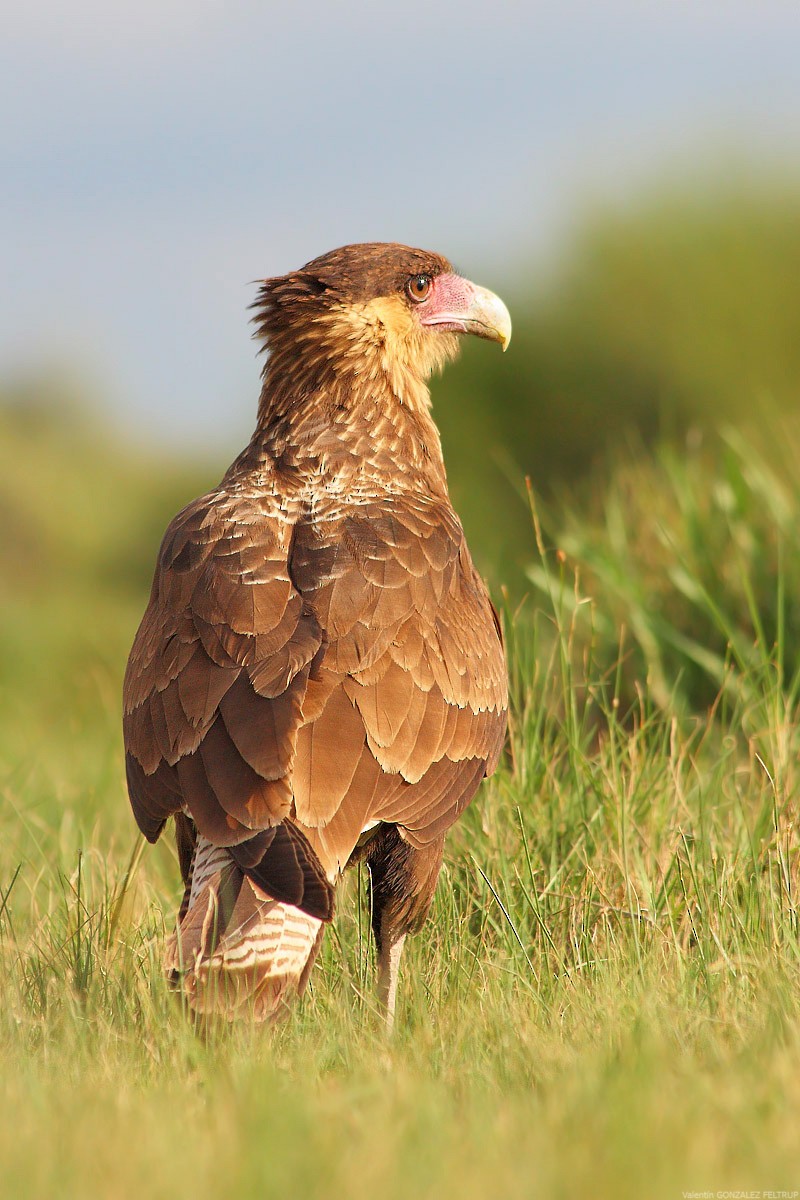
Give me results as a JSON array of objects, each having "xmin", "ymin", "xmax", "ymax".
[
  {"xmin": 0, "ymin": 397, "xmax": 215, "ymax": 776},
  {"xmin": 435, "ymin": 178, "xmax": 800, "ymax": 582}
]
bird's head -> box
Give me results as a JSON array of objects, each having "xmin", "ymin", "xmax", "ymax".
[{"xmin": 252, "ymin": 243, "xmax": 511, "ymax": 410}]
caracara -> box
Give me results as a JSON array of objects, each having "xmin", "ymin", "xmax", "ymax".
[{"xmin": 123, "ymin": 243, "xmax": 510, "ymax": 1025}]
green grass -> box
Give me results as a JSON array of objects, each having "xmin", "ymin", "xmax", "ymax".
[{"xmin": 2, "ymin": 407, "xmax": 800, "ymax": 1199}]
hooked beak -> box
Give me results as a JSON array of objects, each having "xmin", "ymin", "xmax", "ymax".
[{"xmin": 417, "ymin": 273, "xmax": 512, "ymax": 351}]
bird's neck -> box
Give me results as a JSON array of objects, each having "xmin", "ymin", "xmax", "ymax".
[{"xmin": 251, "ymin": 350, "xmax": 449, "ymax": 494}]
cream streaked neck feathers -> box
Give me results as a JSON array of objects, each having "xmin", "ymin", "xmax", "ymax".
[{"xmin": 251, "ymin": 295, "xmax": 459, "ymax": 485}]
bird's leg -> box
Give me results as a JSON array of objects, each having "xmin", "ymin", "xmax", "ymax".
[
  {"xmin": 366, "ymin": 827, "xmax": 445, "ymax": 1032},
  {"xmin": 376, "ymin": 926, "xmax": 406, "ymax": 1031}
]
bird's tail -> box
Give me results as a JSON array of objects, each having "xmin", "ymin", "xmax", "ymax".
[{"xmin": 164, "ymin": 835, "xmax": 324, "ymax": 1022}]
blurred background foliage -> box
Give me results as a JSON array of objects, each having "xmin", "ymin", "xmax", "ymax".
[
  {"xmin": 436, "ymin": 176, "xmax": 800, "ymax": 580},
  {"xmin": 4, "ymin": 173, "xmax": 800, "ymax": 721}
]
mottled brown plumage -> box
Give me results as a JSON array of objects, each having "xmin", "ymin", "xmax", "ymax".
[{"xmin": 123, "ymin": 242, "xmax": 510, "ymax": 1023}]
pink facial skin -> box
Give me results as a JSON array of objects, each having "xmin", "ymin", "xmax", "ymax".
[{"xmin": 415, "ymin": 273, "xmax": 512, "ymax": 349}]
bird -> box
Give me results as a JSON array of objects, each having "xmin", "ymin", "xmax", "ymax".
[{"xmin": 123, "ymin": 242, "xmax": 510, "ymax": 1026}]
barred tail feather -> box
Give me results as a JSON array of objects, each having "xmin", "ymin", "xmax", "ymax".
[{"xmin": 165, "ymin": 835, "xmax": 324, "ymax": 1022}]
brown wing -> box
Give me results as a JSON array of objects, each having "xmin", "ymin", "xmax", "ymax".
[
  {"xmin": 124, "ymin": 485, "xmax": 506, "ymax": 916},
  {"xmin": 288, "ymin": 493, "xmax": 507, "ymax": 870},
  {"xmin": 123, "ymin": 488, "xmax": 333, "ymax": 918}
]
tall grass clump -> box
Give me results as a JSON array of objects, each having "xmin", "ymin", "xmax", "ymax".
[{"xmin": 528, "ymin": 413, "xmax": 800, "ymax": 718}]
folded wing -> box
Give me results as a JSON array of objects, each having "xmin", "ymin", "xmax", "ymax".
[{"xmin": 123, "ymin": 484, "xmax": 507, "ymax": 919}]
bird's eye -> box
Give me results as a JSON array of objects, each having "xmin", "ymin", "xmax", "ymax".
[{"xmin": 407, "ymin": 274, "xmax": 432, "ymax": 303}]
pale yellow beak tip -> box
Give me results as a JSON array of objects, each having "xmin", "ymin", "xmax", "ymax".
[{"xmin": 473, "ymin": 284, "xmax": 512, "ymax": 352}]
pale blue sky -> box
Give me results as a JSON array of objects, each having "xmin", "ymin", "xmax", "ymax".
[{"xmin": 3, "ymin": 0, "xmax": 800, "ymax": 448}]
